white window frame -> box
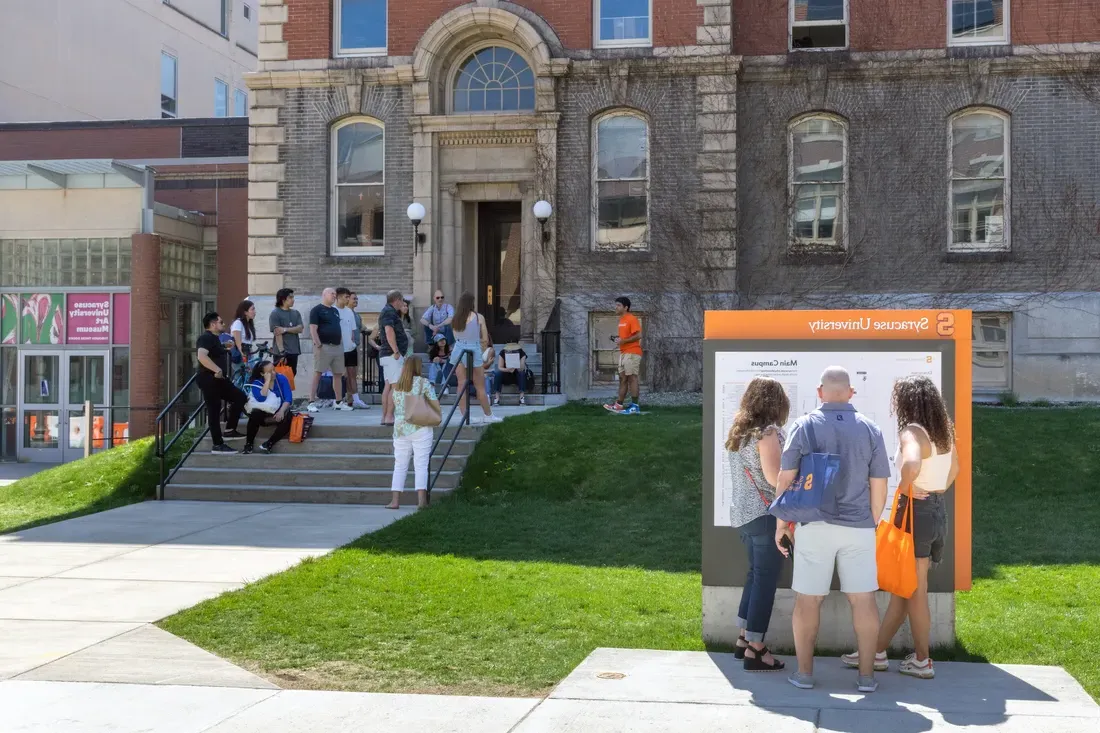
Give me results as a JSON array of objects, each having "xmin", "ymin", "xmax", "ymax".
[
  {"xmin": 947, "ymin": 0, "xmax": 1010, "ymax": 47},
  {"xmin": 334, "ymin": 0, "xmax": 387, "ymax": 57},
  {"xmin": 243, "ymin": 2, "xmax": 251, "ymax": 21},
  {"xmin": 591, "ymin": 110, "xmax": 650, "ymax": 252},
  {"xmin": 788, "ymin": 113, "xmax": 848, "ymax": 249},
  {"xmin": 972, "ymin": 312, "xmax": 1012, "ymax": 390},
  {"xmin": 214, "ymin": 79, "xmax": 229, "ymax": 117},
  {"xmin": 594, "ymin": 0, "xmax": 653, "ymax": 49},
  {"xmin": 447, "ymin": 42, "xmax": 537, "ymax": 115},
  {"xmin": 330, "ymin": 117, "xmax": 386, "ymax": 257},
  {"xmin": 233, "ymin": 88, "xmax": 248, "ymax": 117},
  {"xmin": 160, "ymin": 52, "xmax": 178, "ymax": 119},
  {"xmin": 948, "ymin": 108, "xmax": 1010, "ymax": 253},
  {"xmin": 789, "ymin": 0, "xmax": 849, "ymax": 52}
]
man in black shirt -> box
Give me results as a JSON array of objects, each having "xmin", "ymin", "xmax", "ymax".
[
  {"xmin": 308, "ymin": 287, "xmax": 352, "ymax": 412},
  {"xmin": 378, "ymin": 289, "xmax": 408, "ymax": 425},
  {"xmin": 196, "ymin": 312, "xmax": 247, "ymax": 454}
]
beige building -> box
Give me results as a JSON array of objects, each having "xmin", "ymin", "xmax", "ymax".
[{"xmin": 0, "ymin": 0, "xmax": 257, "ymax": 122}]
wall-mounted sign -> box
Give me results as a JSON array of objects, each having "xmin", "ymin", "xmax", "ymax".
[{"xmin": 66, "ymin": 294, "xmax": 112, "ymax": 344}]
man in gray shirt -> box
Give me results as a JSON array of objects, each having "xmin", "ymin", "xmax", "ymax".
[
  {"xmin": 269, "ymin": 288, "xmax": 304, "ymax": 375},
  {"xmin": 775, "ymin": 366, "xmax": 890, "ymax": 693}
]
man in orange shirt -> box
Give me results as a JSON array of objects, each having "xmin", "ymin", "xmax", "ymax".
[{"xmin": 604, "ymin": 296, "xmax": 643, "ymax": 414}]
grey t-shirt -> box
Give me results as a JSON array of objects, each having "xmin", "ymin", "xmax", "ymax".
[
  {"xmin": 269, "ymin": 307, "xmax": 303, "ymax": 355},
  {"xmin": 780, "ymin": 403, "xmax": 891, "ymax": 528}
]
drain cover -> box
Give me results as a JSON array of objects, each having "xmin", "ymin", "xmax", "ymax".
[{"xmin": 596, "ymin": 672, "xmax": 626, "ymax": 680}]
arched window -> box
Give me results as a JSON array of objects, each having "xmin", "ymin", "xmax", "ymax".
[
  {"xmin": 950, "ymin": 109, "xmax": 1008, "ymax": 251},
  {"xmin": 593, "ymin": 112, "xmax": 649, "ymax": 251},
  {"xmin": 789, "ymin": 114, "xmax": 847, "ymax": 248},
  {"xmin": 453, "ymin": 46, "xmax": 535, "ymax": 113},
  {"xmin": 332, "ymin": 118, "xmax": 385, "ymax": 254}
]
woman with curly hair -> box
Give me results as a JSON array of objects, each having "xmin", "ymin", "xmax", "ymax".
[
  {"xmin": 841, "ymin": 375, "xmax": 959, "ymax": 680},
  {"xmin": 725, "ymin": 376, "xmax": 791, "ymax": 672}
]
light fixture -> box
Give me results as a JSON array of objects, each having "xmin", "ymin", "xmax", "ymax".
[
  {"xmin": 407, "ymin": 202, "xmax": 426, "ymax": 252},
  {"xmin": 533, "ymin": 200, "xmax": 552, "ymax": 244}
]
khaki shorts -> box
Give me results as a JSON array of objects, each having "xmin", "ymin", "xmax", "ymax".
[
  {"xmin": 381, "ymin": 355, "xmax": 405, "ymax": 384},
  {"xmin": 313, "ymin": 344, "xmax": 345, "ymax": 375},
  {"xmin": 792, "ymin": 521, "xmax": 878, "ymax": 596},
  {"xmin": 618, "ymin": 352, "xmax": 642, "ymax": 377}
]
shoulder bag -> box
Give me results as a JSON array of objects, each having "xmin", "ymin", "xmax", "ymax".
[
  {"xmin": 404, "ymin": 378, "xmax": 442, "ymax": 428},
  {"xmin": 767, "ymin": 418, "xmax": 841, "ymax": 524},
  {"xmin": 876, "ymin": 488, "xmax": 918, "ymax": 597}
]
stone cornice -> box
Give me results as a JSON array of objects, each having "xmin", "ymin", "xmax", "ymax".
[
  {"xmin": 438, "ymin": 130, "xmax": 537, "ymax": 146},
  {"xmin": 741, "ymin": 51, "xmax": 1100, "ymax": 82},
  {"xmin": 410, "ymin": 113, "xmax": 562, "ymax": 134}
]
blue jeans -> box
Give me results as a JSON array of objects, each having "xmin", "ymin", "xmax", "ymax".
[
  {"xmin": 736, "ymin": 513, "xmax": 783, "ymax": 642},
  {"xmin": 493, "ymin": 368, "xmax": 527, "ymax": 394},
  {"xmin": 424, "ymin": 324, "xmax": 454, "ymax": 347}
]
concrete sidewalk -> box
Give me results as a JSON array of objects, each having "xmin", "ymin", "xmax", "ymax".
[
  {"xmin": 0, "ymin": 500, "xmax": 414, "ymax": 685},
  {"xmin": 3, "ymin": 647, "xmax": 1096, "ymax": 732}
]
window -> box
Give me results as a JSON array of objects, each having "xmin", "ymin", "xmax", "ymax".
[
  {"xmin": 234, "ymin": 88, "xmax": 248, "ymax": 117},
  {"xmin": 0, "ymin": 238, "xmax": 131, "ymax": 287},
  {"xmin": 595, "ymin": 0, "xmax": 652, "ymax": 47},
  {"xmin": 789, "ymin": 114, "xmax": 847, "ymax": 248},
  {"xmin": 950, "ymin": 0, "xmax": 1008, "ymax": 45},
  {"xmin": 243, "ymin": 3, "xmax": 251, "ymax": 20},
  {"xmin": 590, "ymin": 312, "xmax": 646, "ymax": 383},
  {"xmin": 973, "ymin": 313, "xmax": 1011, "ymax": 389},
  {"xmin": 950, "ymin": 109, "xmax": 1008, "ymax": 252},
  {"xmin": 790, "ymin": 0, "xmax": 848, "ymax": 50},
  {"xmin": 335, "ymin": 0, "xmax": 387, "ymax": 55},
  {"xmin": 453, "ymin": 46, "xmax": 535, "ymax": 113},
  {"xmin": 161, "ymin": 52, "xmax": 178, "ymax": 118},
  {"xmin": 214, "ymin": 79, "xmax": 228, "ymax": 117},
  {"xmin": 332, "ymin": 119, "xmax": 385, "ymax": 254},
  {"xmin": 593, "ymin": 112, "xmax": 649, "ymax": 251}
]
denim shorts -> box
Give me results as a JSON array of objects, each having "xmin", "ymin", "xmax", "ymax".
[
  {"xmin": 894, "ymin": 493, "xmax": 949, "ymax": 565},
  {"xmin": 449, "ymin": 340, "xmax": 484, "ymax": 368}
]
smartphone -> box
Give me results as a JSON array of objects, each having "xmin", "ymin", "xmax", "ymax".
[{"xmin": 780, "ymin": 535, "xmax": 794, "ymax": 554}]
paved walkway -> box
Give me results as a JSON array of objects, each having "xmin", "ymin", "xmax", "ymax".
[
  {"xmin": 0, "ymin": 500, "xmax": 414, "ymax": 686},
  {"xmin": 0, "ymin": 462, "xmax": 50, "ymax": 486}
]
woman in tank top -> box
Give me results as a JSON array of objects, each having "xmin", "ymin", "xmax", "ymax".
[
  {"xmin": 841, "ymin": 375, "xmax": 959, "ymax": 681},
  {"xmin": 447, "ymin": 291, "xmax": 500, "ymax": 424}
]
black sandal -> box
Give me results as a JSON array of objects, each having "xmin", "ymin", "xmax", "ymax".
[
  {"xmin": 743, "ymin": 645, "xmax": 785, "ymax": 672},
  {"xmin": 733, "ymin": 633, "xmax": 748, "ymax": 660}
]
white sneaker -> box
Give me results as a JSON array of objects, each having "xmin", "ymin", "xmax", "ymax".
[
  {"xmin": 333, "ymin": 402, "xmax": 353, "ymax": 411},
  {"xmin": 492, "ymin": 394, "xmax": 500, "ymax": 406},
  {"xmin": 482, "ymin": 414, "xmax": 504, "ymax": 423},
  {"xmin": 898, "ymin": 653, "xmax": 935, "ymax": 679},
  {"xmin": 307, "ymin": 401, "xmax": 323, "ymax": 413},
  {"xmin": 352, "ymin": 396, "xmax": 369, "ymax": 410},
  {"xmin": 841, "ymin": 650, "xmax": 888, "ymax": 672}
]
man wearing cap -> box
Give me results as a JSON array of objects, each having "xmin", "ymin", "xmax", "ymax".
[{"xmin": 493, "ymin": 343, "xmax": 528, "ymax": 407}]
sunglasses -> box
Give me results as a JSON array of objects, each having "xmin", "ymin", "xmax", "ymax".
[{"xmin": 434, "ymin": 296, "xmax": 444, "ymax": 300}]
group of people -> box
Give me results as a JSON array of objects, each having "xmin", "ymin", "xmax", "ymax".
[{"xmin": 726, "ymin": 368, "xmax": 958, "ymax": 692}]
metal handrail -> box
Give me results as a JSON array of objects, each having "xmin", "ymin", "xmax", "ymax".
[
  {"xmin": 540, "ymin": 298, "xmax": 562, "ymax": 395},
  {"xmin": 428, "ymin": 349, "xmax": 474, "ymax": 499},
  {"xmin": 155, "ymin": 361, "xmax": 215, "ymax": 501}
]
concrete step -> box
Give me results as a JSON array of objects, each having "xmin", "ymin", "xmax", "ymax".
[
  {"xmin": 186, "ymin": 452, "xmax": 460, "ymax": 471},
  {"xmin": 226, "ymin": 423, "xmax": 483, "ymax": 440},
  {"xmin": 164, "ymin": 484, "xmax": 454, "ymax": 505},
  {"xmin": 172, "ymin": 466, "xmax": 462, "ymax": 489},
  {"xmin": 194, "ymin": 436, "xmax": 480, "ymax": 456}
]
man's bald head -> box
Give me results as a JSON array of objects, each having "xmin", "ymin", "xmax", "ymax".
[
  {"xmin": 321, "ymin": 287, "xmax": 336, "ymax": 306},
  {"xmin": 819, "ymin": 366, "xmax": 854, "ymax": 403}
]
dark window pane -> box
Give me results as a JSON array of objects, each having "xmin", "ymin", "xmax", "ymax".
[
  {"xmin": 336, "ymin": 186, "xmax": 385, "ymax": 248},
  {"xmin": 791, "ymin": 24, "xmax": 847, "ymax": 49}
]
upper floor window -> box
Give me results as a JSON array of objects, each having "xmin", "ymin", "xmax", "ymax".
[
  {"xmin": 214, "ymin": 79, "xmax": 228, "ymax": 117},
  {"xmin": 160, "ymin": 52, "xmax": 178, "ymax": 119},
  {"xmin": 950, "ymin": 109, "xmax": 1009, "ymax": 252},
  {"xmin": 332, "ymin": 119, "xmax": 385, "ymax": 255},
  {"xmin": 453, "ymin": 47, "xmax": 535, "ymax": 114},
  {"xmin": 789, "ymin": 114, "xmax": 847, "ymax": 248},
  {"xmin": 335, "ymin": 0, "xmax": 387, "ymax": 56},
  {"xmin": 790, "ymin": 0, "xmax": 848, "ymax": 50},
  {"xmin": 593, "ymin": 112, "xmax": 649, "ymax": 251},
  {"xmin": 595, "ymin": 0, "xmax": 652, "ymax": 48},
  {"xmin": 243, "ymin": 3, "xmax": 251, "ymax": 21},
  {"xmin": 234, "ymin": 89, "xmax": 248, "ymax": 117},
  {"xmin": 949, "ymin": 1, "xmax": 1008, "ymax": 46}
]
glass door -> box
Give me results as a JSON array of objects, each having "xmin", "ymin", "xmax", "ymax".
[
  {"xmin": 65, "ymin": 353, "xmax": 110, "ymax": 461},
  {"xmin": 18, "ymin": 351, "xmax": 64, "ymax": 462}
]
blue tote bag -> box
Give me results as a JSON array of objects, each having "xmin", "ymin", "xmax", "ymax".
[{"xmin": 768, "ymin": 419, "xmax": 841, "ymax": 524}]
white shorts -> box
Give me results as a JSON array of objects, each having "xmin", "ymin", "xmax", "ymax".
[
  {"xmin": 792, "ymin": 521, "xmax": 878, "ymax": 596},
  {"xmin": 381, "ymin": 355, "xmax": 405, "ymax": 384}
]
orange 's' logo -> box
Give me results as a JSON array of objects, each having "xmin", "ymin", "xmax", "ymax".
[
  {"xmin": 936, "ymin": 312, "xmax": 955, "ymax": 337},
  {"xmin": 804, "ymin": 474, "xmax": 813, "ymax": 491}
]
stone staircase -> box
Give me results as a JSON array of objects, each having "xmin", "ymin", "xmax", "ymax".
[{"xmin": 164, "ymin": 422, "xmax": 484, "ymax": 506}]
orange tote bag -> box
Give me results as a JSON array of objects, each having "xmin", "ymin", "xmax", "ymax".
[{"xmin": 876, "ymin": 488, "xmax": 918, "ymax": 598}]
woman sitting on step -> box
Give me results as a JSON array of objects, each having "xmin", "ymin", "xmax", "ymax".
[{"xmin": 242, "ymin": 360, "xmax": 294, "ymax": 455}]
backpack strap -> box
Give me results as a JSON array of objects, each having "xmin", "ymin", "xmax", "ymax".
[{"xmin": 803, "ymin": 417, "xmax": 820, "ymax": 454}]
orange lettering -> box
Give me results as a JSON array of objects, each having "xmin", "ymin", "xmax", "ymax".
[
  {"xmin": 804, "ymin": 474, "xmax": 813, "ymax": 491},
  {"xmin": 936, "ymin": 312, "xmax": 955, "ymax": 337}
]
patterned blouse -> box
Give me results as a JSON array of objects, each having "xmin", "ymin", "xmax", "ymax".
[
  {"xmin": 393, "ymin": 376, "xmax": 438, "ymax": 439},
  {"xmin": 728, "ymin": 426, "xmax": 785, "ymax": 528}
]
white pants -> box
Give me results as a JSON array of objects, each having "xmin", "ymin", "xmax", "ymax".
[{"xmin": 391, "ymin": 427, "xmax": 433, "ymax": 492}]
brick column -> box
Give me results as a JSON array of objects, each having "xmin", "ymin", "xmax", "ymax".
[{"xmin": 129, "ymin": 233, "xmax": 161, "ymax": 439}]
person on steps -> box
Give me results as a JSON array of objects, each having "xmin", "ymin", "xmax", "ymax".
[{"xmin": 241, "ymin": 360, "xmax": 294, "ymax": 455}]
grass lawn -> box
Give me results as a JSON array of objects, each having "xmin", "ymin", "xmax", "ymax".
[
  {"xmin": 161, "ymin": 405, "xmax": 1100, "ymax": 699},
  {"xmin": 0, "ymin": 432, "xmax": 194, "ymax": 535}
]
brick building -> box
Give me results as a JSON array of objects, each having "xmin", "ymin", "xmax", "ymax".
[
  {"xmin": 245, "ymin": 0, "xmax": 1100, "ymax": 400},
  {"xmin": 0, "ymin": 118, "xmax": 248, "ymax": 462}
]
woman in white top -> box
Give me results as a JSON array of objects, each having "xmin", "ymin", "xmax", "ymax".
[
  {"xmin": 842, "ymin": 376, "xmax": 959, "ymax": 680},
  {"xmin": 231, "ymin": 300, "xmax": 256, "ymax": 359}
]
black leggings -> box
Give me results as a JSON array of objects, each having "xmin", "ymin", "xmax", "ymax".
[{"xmin": 246, "ymin": 409, "xmax": 293, "ymax": 447}]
